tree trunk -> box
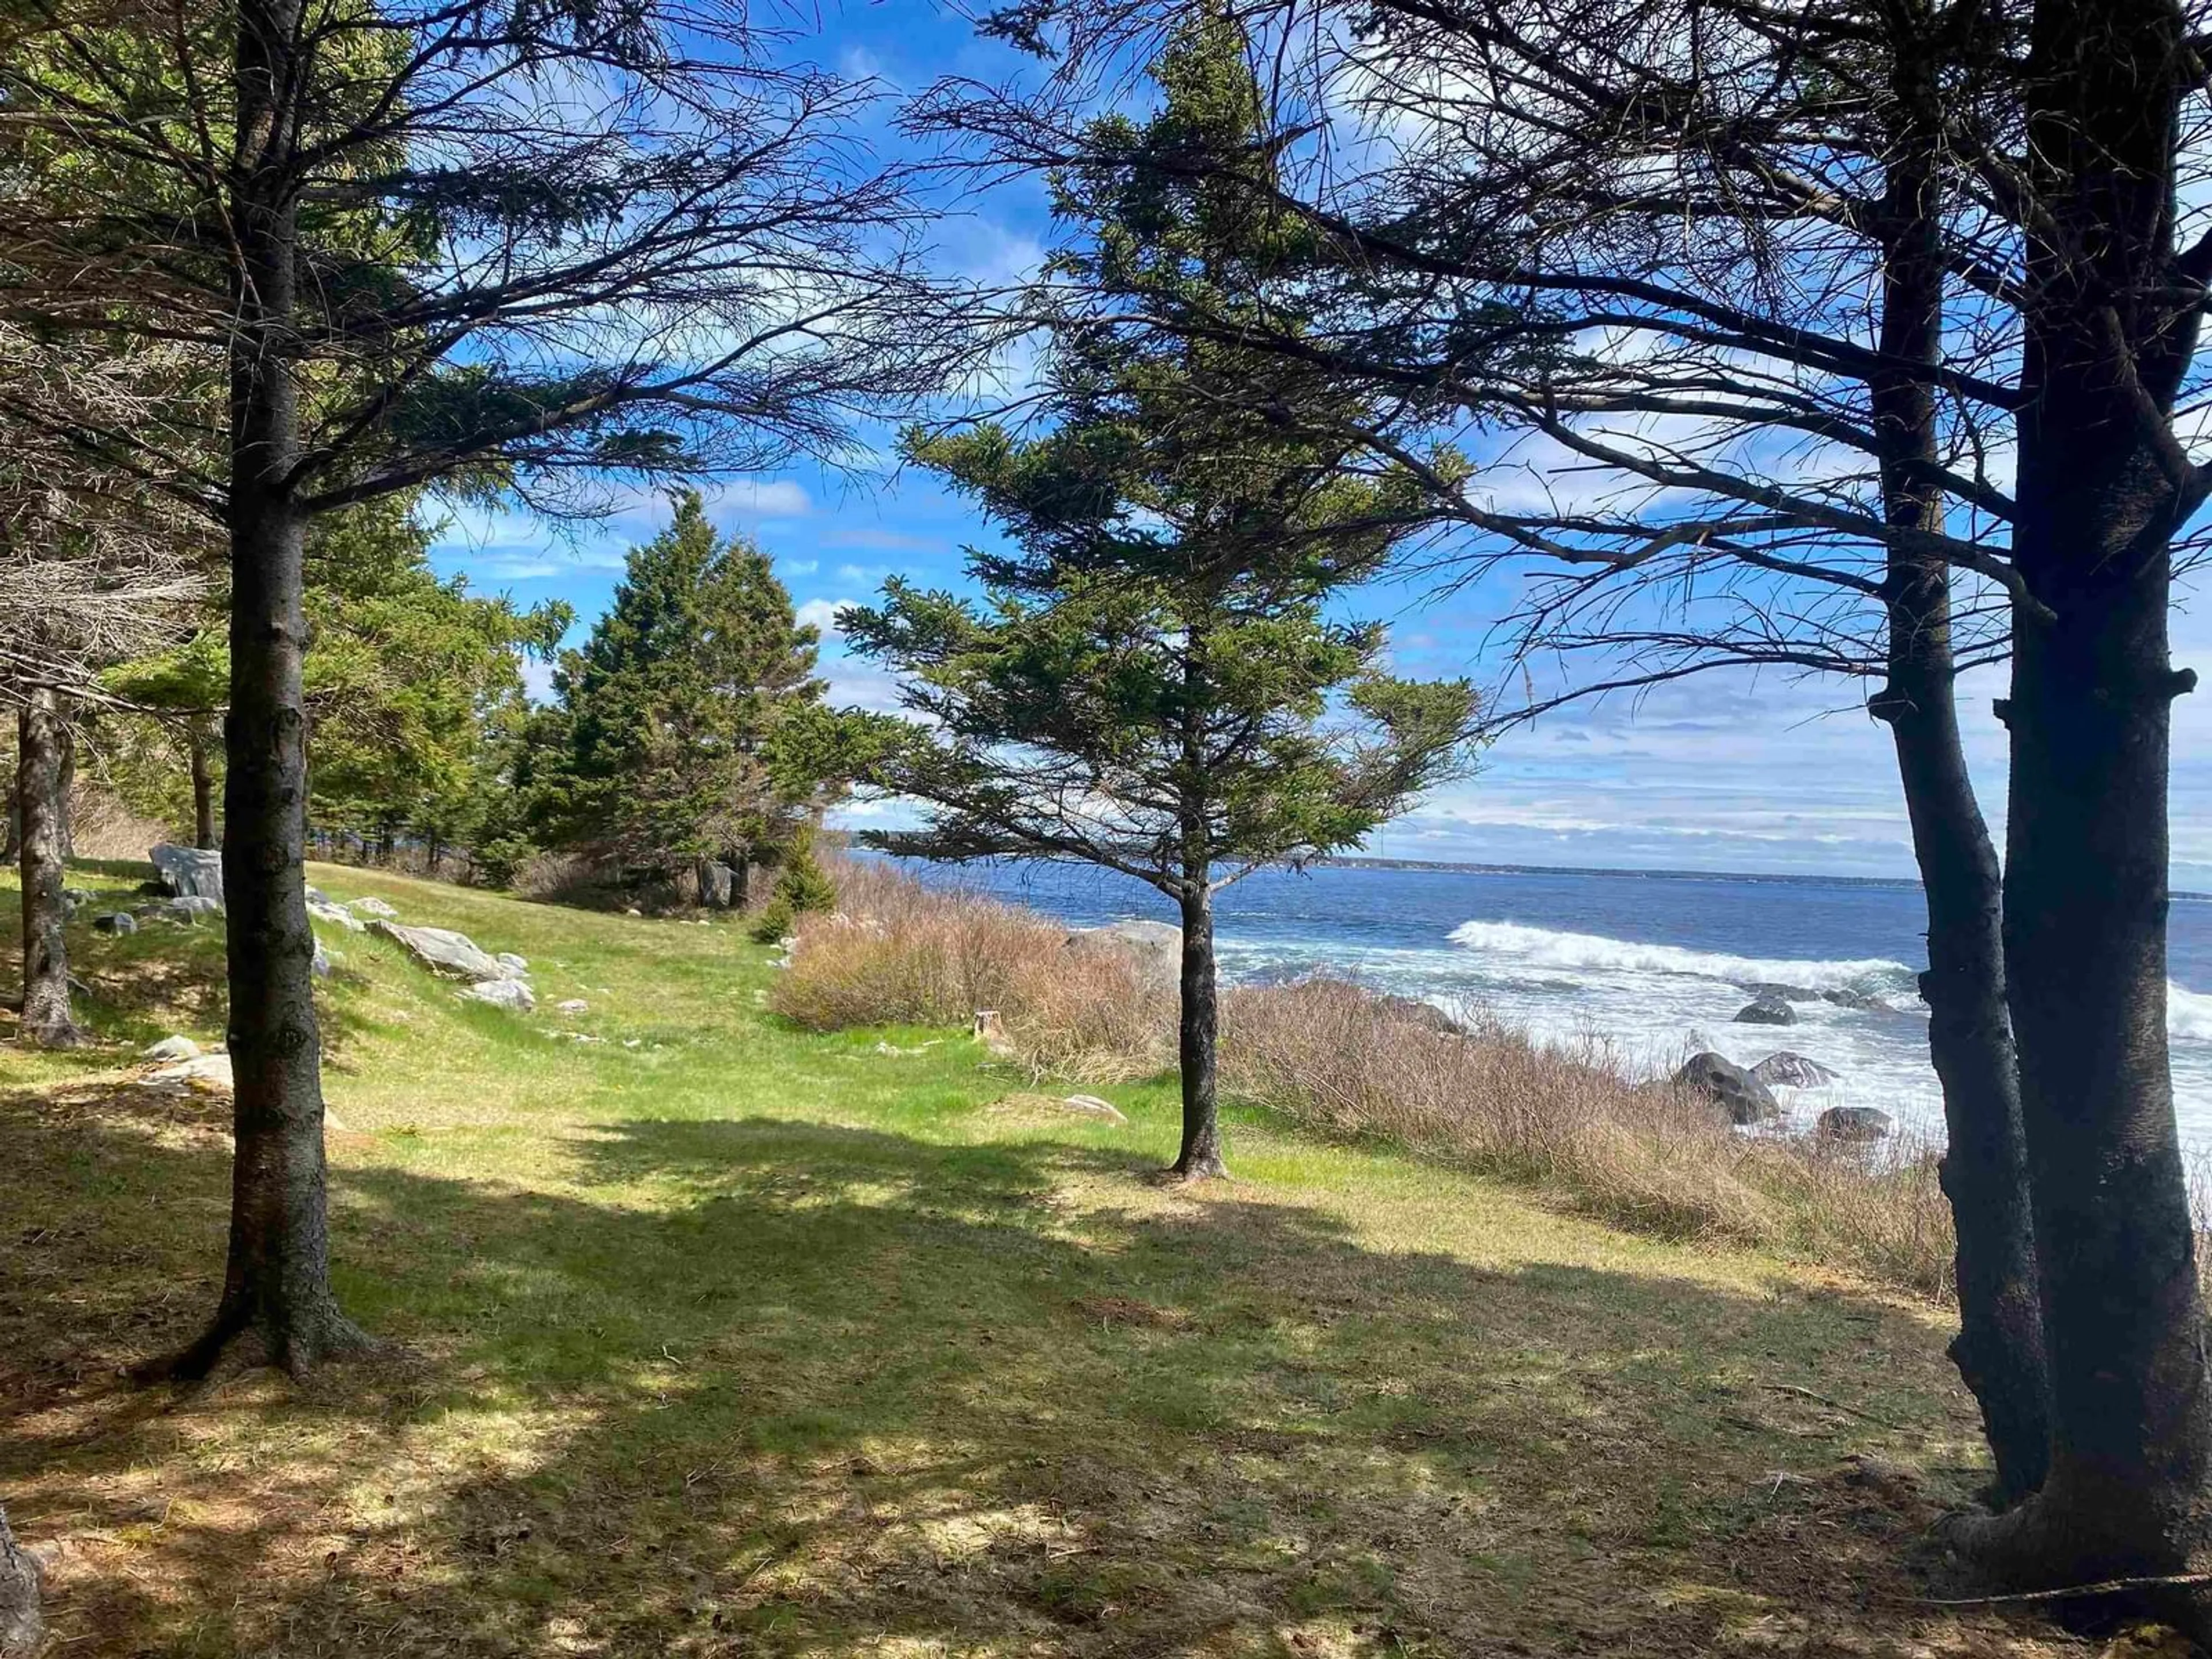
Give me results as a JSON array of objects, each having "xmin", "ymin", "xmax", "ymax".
[
  {"xmin": 1866, "ymin": 72, "xmax": 2050, "ymax": 1505},
  {"xmin": 53, "ymin": 725, "xmax": 73, "ymax": 861},
  {"xmin": 1172, "ymin": 883, "xmax": 1228, "ymax": 1180},
  {"xmin": 1951, "ymin": 0, "xmax": 2211, "ymax": 1594},
  {"xmin": 17, "ymin": 690, "xmax": 79, "ymax": 1048},
  {"xmin": 189, "ymin": 719, "xmax": 217, "ymax": 850},
  {"xmin": 146, "ymin": 0, "xmax": 368, "ymax": 1380}
]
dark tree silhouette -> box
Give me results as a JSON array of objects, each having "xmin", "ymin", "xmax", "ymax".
[
  {"xmin": 921, "ymin": 0, "xmax": 2212, "ymax": 1602},
  {"xmin": 0, "ymin": 0, "xmax": 972, "ymax": 1376}
]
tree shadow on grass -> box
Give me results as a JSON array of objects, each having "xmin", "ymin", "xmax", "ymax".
[{"xmin": 0, "ymin": 1089, "xmax": 2090, "ymax": 1657}]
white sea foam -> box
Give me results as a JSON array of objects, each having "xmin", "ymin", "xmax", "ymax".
[
  {"xmin": 1445, "ymin": 919, "xmax": 1916, "ymax": 994},
  {"xmin": 2172, "ymin": 984, "xmax": 2212, "ymax": 1042}
]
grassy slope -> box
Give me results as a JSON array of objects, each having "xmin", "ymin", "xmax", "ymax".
[{"xmin": 0, "ymin": 865, "xmax": 2092, "ymax": 1657}]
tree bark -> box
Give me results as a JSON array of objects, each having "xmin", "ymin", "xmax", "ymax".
[
  {"xmin": 1865, "ymin": 66, "xmax": 2050, "ymax": 1506},
  {"xmin": 1952, "ymin": 0, "xmax": 2212, "ymax": 1593},
  {"xmin": 17, "ymin": 690, "xmax": 80, "ymax": 1048},
  {"xmin": 146, "ymin": 0, "xmax": 368, "ymax": 1380},
  {"xmin": 54, "ymin": 722, "xmax": 73, "ymax": 861},
  {"xmin": 189, "ymin": 719, "xmax": 217, "ymax": 849},
  {"xmin": 1172, "ymin": 882, "xmax": 1228, "ymax": 1180}
]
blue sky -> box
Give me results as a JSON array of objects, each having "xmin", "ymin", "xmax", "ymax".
[{"xmin": 424, "ymin": 2, "xmax": 2212, "ymax": 890}]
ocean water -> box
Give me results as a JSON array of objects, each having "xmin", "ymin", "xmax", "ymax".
[{"xmin": 882, "ymin": 856, "xmax": 2212, "ymax": 1149}]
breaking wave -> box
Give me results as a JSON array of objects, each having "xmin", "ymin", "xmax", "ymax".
[
  {"xmin": 2172, "ymin": 984, "xmax": 2212, "ymax": 1042},
  {"xmin": 1445, "ymin": 919, "xmax": 1915, "ymax": 993},
  {"xmin": 1446, "ymin": 919, "xmax": 2212, "ymax": 1043}
]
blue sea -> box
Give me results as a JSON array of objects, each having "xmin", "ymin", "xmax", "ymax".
[{"xmin": 882, "ymin": 856, "xmax": 2212, "ymax": 1149}]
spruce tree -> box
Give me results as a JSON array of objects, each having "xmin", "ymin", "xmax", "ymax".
[
  {"xmin": 839, "ymin": 16, "xmax": 1478, "ymax": 1180},
  {"xmin": 537, "ymin": 493, "xmax": 827, "ymax": 895}
]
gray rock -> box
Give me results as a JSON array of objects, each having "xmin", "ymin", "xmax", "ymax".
[
  {"xmin": 1820, "ymin": 987, "xmax": 1891, "ymax": 1013},
  {"xmin": 143, "ymin": 1035, "xmax": 200, "ymax": 1062},
  {"xmin": 1817, "ymin": 1105, "xmax": 1895, "ymax": 1144},
  {"xmin": 308, "ymin": 897, "xmax": 366, "ymax": 932},
  {"xmin": 61, "ymin": 888, "xmax": 93, "ymax": 915},
  {"xmin": 1066, "ymin": 919, "xmax": 1181, "ymax": 988},
  {"xmin": 144, "ymin": 1052, "xmax": 233, "ymax": 1094},
  {"xmin": 370, "ymin": 921, "xmax": 506, "ymax": 982},
  {"xmin": 150, "ymin": 843, "xmax": 224, "ymax": 904},
  {"xmin": 1672, "ymin": 1051, "xmax": 1781, "ymax": 1125},
  {"xmin": 94, "ymin": 911, "xmax": 137, "ymax": 935},
  {"xmin": 699, "ymin": 860, "xmax": 734, "ymax": 908},
  {"xmin": 349, "ymin": 895, "xmax": 399, "ymax": 919},
  {"xmin": 1733, "ymin": 994, "xmax": 1797, "ymax": 1027},
  {"xmin": 556, "ymin": 998, "xmax": 589, "ymax": 1015},
  {"xmin": 305, "ymin": 885, "xmax": 329, "ymax": 904},
  {"xmin": 1375, "ymin": 993, "xmax": 1466, "ymax": 1036},
  {"xmin": 0, "ymin": 1506, "xmax": 42, "ymax": 1659},
  {"xmin": 312, "ymin": 938, "xmax": 334, "ymax": 979},
  {"xmin": 1750, "ymin": 1052, "xmax": 1839, "ymax": 1089},
  {"xmin": 461, "ymin": 978, "xmax": 535, "ymax": 1012},
  {"xmin": 495, "ymin": 952, "xmax": 529, "ymax": 978}
]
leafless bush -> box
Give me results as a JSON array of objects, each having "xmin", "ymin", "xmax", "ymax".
[
  {"xmin": 778, "ymin": 858, "xmax": 1959, "ymax": 1299},
  {"xmin": 64, "ymin": 778, "xmax": 170, "ymax": 861},
  {"xmin": 773, "ymin": 858, "xmax": 1173, "ymax": 1080}
]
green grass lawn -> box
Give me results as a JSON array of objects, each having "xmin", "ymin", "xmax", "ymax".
[{"xmin": 0, "ymin": 864, "xmax": 2094, "ymax": 1656}]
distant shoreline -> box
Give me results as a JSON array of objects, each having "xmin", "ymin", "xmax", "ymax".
[
  {"xmin": 1315, "ymin": 855, "xmax": 2212, "ymax": 904},
  {"xmin": 838, "ymin": 837, "xmax": 2212, "ymax": 903},
  {"xmin": 1313, "ymin": 855, "xmax": 1921, "ymax": 891}
]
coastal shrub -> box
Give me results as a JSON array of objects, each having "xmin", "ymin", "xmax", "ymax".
[
  {"xmin": 775, "ymin": 857, "xmax": 1959, "ymax": 1301},
  {"xmin": 772, "ymin": 858, "xmax": 1172, "ymax": 1077}
]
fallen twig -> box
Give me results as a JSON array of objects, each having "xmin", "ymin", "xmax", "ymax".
[{"xmin": 1760, "ymin": 1382, "xmax": 1906, "ymax": 1431}]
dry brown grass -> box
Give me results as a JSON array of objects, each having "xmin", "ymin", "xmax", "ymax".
[
  {"xmin": 772, "ymin": 858, "xmax": 1174, "ymax": 1081},
  {"xmin": 779, "ymin": 859, "xmax": 1962, "ymax": 1304}
]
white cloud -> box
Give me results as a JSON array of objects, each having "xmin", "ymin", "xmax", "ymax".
[
  {"xmin": 797, "ymin": 598, "xmax": 857, "ymax": 638},
  {"xmin": 717, "ymin": 479, "xmax": 811, "ymax": 518}
]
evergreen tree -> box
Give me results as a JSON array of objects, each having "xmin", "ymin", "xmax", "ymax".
[
  {"xmin": 838, "ymin": 17, "xmax": 1479, "ymax": 1181},
  {"xmin": 536, "ymin": 493, "xmax": 827, "ymax": 897},
  {"xmin": 302, "ymin": 499, "xmax": 569, "ymax": 874}
]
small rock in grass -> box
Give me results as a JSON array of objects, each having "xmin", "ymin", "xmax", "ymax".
[
  {"xmin": 348, "ymin": 896, "xmax": 399, "ymax": 919},
  {"xmin": 308, "ymin": 897, "xmax": 366, "ymax": 932},
  {"xmin": 371, "ymin": 921, "xmax": 506, "ymax": 982},
  {"xmin": 1061, "ymin": 1094, "xmax": 1129, "ymax": 1125},
  {"xmin": 144, "ymin": 1053, "xmax": 233, "ymax": 1095},
  {"xmin": 142, "ymin": 1035, "xmax": 200, "ymax": 1062},
  {"xmin": 623, "ymin": 907, "xmax": 643, "ymax": 918},
  {"xmin": 461, "ymin": 979, "xmax": 535, "ymax": 1013},
  {"xmin": 94, "ymin": 912, "xmax": 137, "ymax": 935},
  {"xmin": 312, "ymin": 938, "xmax": 335, "ymax": 979},
  {"xmin": 622, "ymin": 1038, "xmax": 642, "ymax": 1050},
  {"xmin": 556, "ymin": 998, "xmax": 589, "ymax": 1015}
]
